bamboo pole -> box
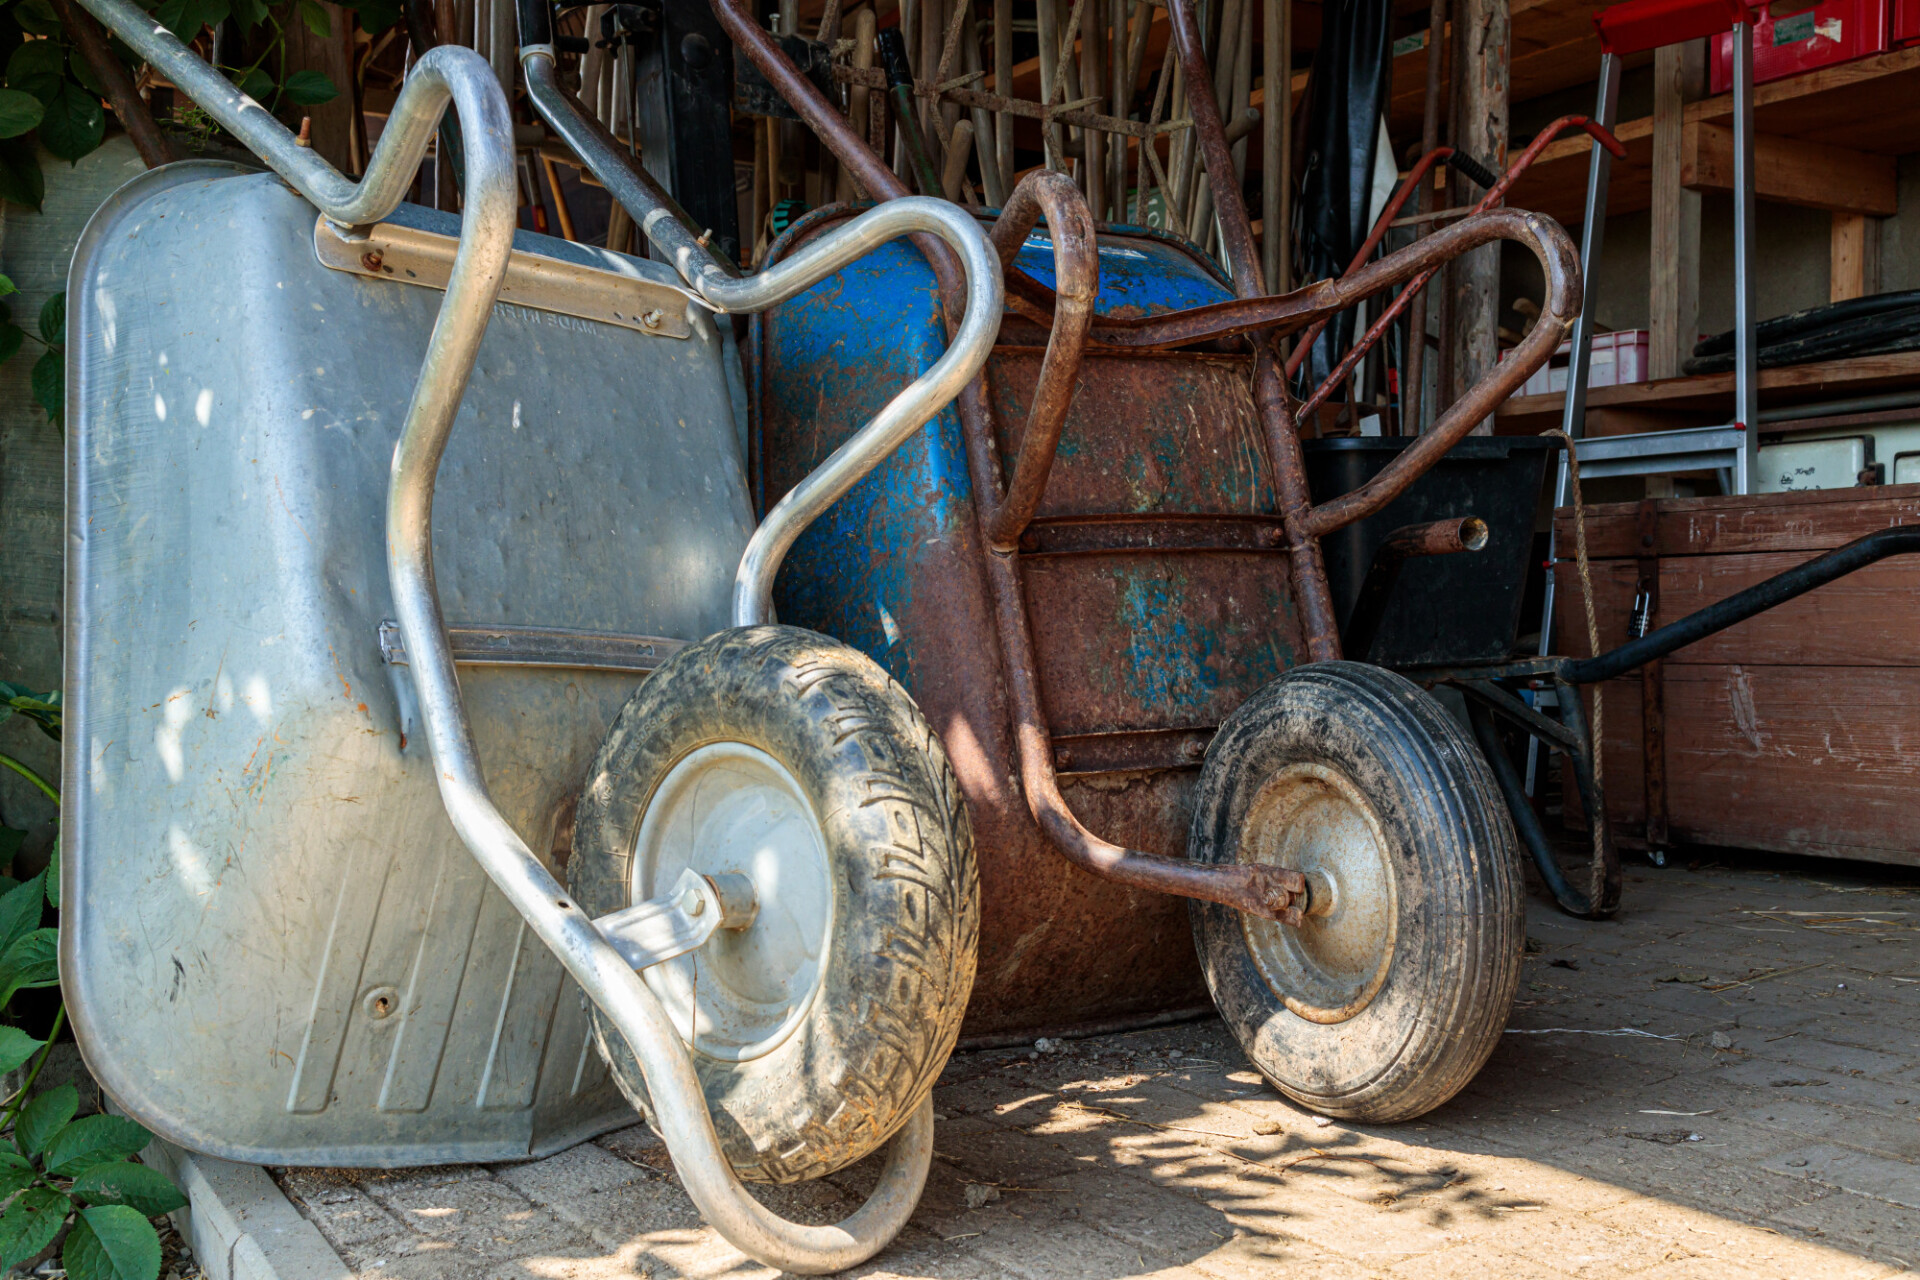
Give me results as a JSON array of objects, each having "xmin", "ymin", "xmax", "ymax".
[
  {"xmin": 843, "ymin": 7, "xmax": 877, "ymax": 200},
  {"xmin": 1260, "ymin": 0, "xmax": 1283, "ymax": 291},
  {"xmin": 1080, "ymin": 0, "xmax": 1107, "ymax": 215},
  {"xmin": 962, "ymin": 6, "xmax": 1007, "ymax": 205},
  {"xmin": 994, "ymin": 0, "xmax": 1013, "ymax": 191}
]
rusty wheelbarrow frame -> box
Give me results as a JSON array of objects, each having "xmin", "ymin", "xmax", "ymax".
[{"xmin": 714, "ymin": 0, "xmax": 1582, "ymax": 927}]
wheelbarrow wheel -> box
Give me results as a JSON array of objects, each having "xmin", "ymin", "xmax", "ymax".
[
  {"xmin": 1188, "ymin": 661, "xmax": 1523, "ymax": 1123},
  {"xmin": 570, "ymin": 624, "xmax": 979, "ymax": 1183}
]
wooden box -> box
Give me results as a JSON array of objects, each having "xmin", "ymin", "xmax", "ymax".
[{"xmin": 1552, "ymin": 485, "xmax": 1920, "ymax": 867}]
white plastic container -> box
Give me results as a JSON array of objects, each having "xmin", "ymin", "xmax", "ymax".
[{"xmin": 1502, "ymin": 329, "xmax": 1651, "ymax": 397}]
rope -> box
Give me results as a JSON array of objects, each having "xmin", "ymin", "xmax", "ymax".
[{"xmin": 1545, "ymin": 428, "xmax": 1601, "ymax": 787}]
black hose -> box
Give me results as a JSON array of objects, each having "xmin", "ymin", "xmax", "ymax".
[
  {"xmin": 516, "ymin": 0, "xmax": 554, "ymax": 45},
  {"xmin": 1564, "ymin": 525, "xmax": 1920, "ymax": 685},
  {"xmin": 1468, "ymin": 701, "xmax": 1598, "ymax": 917},
  {"xmin": 1446, "ymin": 150, "xmax": 1499, "ymax": 191}
]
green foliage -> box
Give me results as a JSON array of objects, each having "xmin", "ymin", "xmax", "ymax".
[
  {"xmin": 0, "ymin": 280, "xmax": 64, "ymax": 427},
  {"xmin": 0, "ymin": 735, "xmax": 179, "ymax": 1278}
]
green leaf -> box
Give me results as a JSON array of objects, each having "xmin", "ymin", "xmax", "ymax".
[
  {"xmin": 65, "ymin": 1204, "xmax": 160, "ymax": 1280},
  {"xmin": 227, "ymin": 0, "xmax": 267, "ymax": 27},
  {"xmin": 0, "ymin": 1149, "xmax": 32, "ymax": 1173},
  {"xmin": 0, "ymin": 135, "xmax": 42, "ymax": 210},
  {"xmin": 0, "ymin": 872, "xmax": 46, "ymax": 960},
  {"xmin": 0, "ymin": 88, "xmax": 33, "ymax": 139},
  {"xmin": 30, "ymin": 346, "xmax": 59, "ymax": 425},
  {"xmin": 234, "ymin": 65, "xmax": 272, "ymax": 102},
  {"xmin": 153, "ymin": 0, "xmax": 228, "ymax": 38},
  {"xmin": 5, "ymin": 38, "xmax": 64, "ymax": 106},
  {"xmin": 0, "ymin": 927, "xmax": 61, "ymax": 1009},
  {"xmin": 10, "ymin": 1, "xmax": 61, "ymax": 39},
  {"xmin": 349, "ymin": 0, "xmax": 398, "ymax": 33},
  {"xmin": 69, "ymin": 1163, "xmax": 183, "ymax": 1217},
  {"xmin": 0, "ymin": 1026, "xmax": 44, "ymax": 1076},
  {"xmin": 0, "ymin": 1162, "xmax": 35, "ymax": 1201},
  {"xmin": 37, "ymin": 80, "xmax": 103, "ymax": 163},
  {"xmin": 0, "ymin": 1185, "xmax": 68, "ymax": 1270},
  {"xmin": 281, "ymin": 69, "xmax": 337, "ymax": 106},
  {"xmin": 14, "ymin": 1082, "xmax": 76, "ymax": 1156},
  {"xmin": 36, "ymin": 291, "xmax": 60, "ymax": 347},
  {"xmin": 296, "ymin": 0, "xmax": 330, "ymax": 35},
  {"xmin": 0, "ymin": 275, "xmax": 13, "ymax": 298},
  {"xmin": 0, "ymin": 322, "xmax": 23, "ymax": 368},
  {"xmin": 43, "ymin": 1117, "xmax": 152, "ymax": 1178},
  {"xmin": 44, "ymin": 850, "xmax": 56, "ymax": 910}
]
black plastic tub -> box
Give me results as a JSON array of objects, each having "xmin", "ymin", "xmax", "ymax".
[{"xmin": 1304, "ymin": 436, "xmax": 1559, "ymax": 667}]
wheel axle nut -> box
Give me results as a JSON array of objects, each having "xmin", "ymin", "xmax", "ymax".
[
  {"xmin": 1304, "ymin": 870, "xmax": 1338, "ymax": 918},
  {"xmin": 681, "ymin": 886, "xmax": 706, "ymax": 917}
]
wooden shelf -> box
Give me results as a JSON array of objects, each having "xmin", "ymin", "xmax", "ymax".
[
  {"xmin": 1505, "ymin": 44, "xmax": 1920, "ymax": 225},
  {"xmin": 1493, "ymin": 350, "xmax": 1920, "ymax": 435}
]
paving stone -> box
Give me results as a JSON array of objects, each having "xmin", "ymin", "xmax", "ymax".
[{"xmin": 1761, "ymin": 1143, "xmax": 1920, "ymax": 1211}]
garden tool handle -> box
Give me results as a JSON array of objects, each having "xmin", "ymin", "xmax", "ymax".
[{"xmin": 81, "ymin": 1, "xmax": 938, "ymax": 1271}]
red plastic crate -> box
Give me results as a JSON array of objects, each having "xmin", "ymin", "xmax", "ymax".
[
  {"xmin": 1896, "ymin": 0, "xmax": 1920, "ymax": 46},
  {"xmin": 1710, "ymin": 0, "xmax": 1888, "ymax": 93}
]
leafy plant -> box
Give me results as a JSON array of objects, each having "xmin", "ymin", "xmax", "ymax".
[
  {"xmin": 0, "ymin": 0, "xmax": 398, "ymax": 211},
  {"xmin": 0, "ymin": 691, "xmax": 185, "ymax": 1279},
  {"xmin": 0, "ymin": 274, "xmax": 63, "ymax": 426}
]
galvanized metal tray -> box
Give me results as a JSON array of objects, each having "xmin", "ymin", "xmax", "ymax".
[{"xmin": 63, "ymin": 162, "xmax": 755, "ymax": 1165}]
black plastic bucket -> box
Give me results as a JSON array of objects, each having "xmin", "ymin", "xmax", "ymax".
[{"xmin": 1303, "ymin": 436, "xmax": 1559, "ymax": 667}]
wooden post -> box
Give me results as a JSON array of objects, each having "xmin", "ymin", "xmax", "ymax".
[
  {"xmin": 1405, "ymin": 0, "xmax": 1446, "ymax": 433},
  {"xmin": 1260, "ymin": 0, "xmax": 1287, "ymax": 294},
  {"xmin": 1448, "ymin": 0, "xmax": 1506, "ymax": 432},
  {"xmin": 1831, "ymin": 212, "xmax": 1880, "ymax": 302},
  {"xmin": 279, "ymin": 0, "xmax": 358, "ymax": 174},
  {"xmin": 1650, "ymin": 40, "xmax": 1704, "ymax": 380}
]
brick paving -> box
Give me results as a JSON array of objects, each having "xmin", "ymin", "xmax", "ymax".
[{"xmin": 278, "ymin": 852, "xmax": 1920, "ymax": 1278}]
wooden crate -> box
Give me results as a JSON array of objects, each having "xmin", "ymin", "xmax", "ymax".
[{"xmin": 1551, "ymin": 485, "xmax": 1920, "ymax": 867}]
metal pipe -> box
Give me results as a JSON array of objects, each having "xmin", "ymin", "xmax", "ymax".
[
  {"xmin": 731, "ymin": 196, "xmax": 1003, "ymax": 624},
  {"xmin": 1340, "ymin": 517, "xmax": 1486, "ymax": 659},
  {"xmin": 1163, "ymin": 0, "xmax": 1262, "ymax": 294},
  {"xmin": 1565, "ymin": 526, "xmax": 1920, "ymax": 686},
  {"xmin": 981, "ymin": 171, "xmax": 1099, "ymax": 549},
  {"xmin": 1731, "ymin": 16, "xmax": 1759, "ymax": 490},
  {"xmin": 1759, "ymin": 389, "xmax": 1920, "ymax": 423}
]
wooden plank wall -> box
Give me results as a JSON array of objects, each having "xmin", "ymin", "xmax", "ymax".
[{"xmin": 1552, "ymin": 486, "xmax": 1920, "ymax": 866}]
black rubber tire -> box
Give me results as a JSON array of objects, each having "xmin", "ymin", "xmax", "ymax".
[
  {"xmin": 570, "ymin": 625, "xmax": 979, "ymax": 1183},
  {"xmin": 1189, "ymin": 661, "xmax": 1523, "ymax": 1123}
]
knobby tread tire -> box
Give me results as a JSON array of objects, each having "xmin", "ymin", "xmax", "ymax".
[
  {"xmin": 571, "ymin": 625, "xmax": 979, "ymax": 1183},
  {"xmin": 1189, "ymin": 661, "xmax": 1524, "ymax": 1123}
]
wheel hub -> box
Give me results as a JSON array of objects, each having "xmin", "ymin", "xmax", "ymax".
[
  {"xmin": 1239, "ymin": 762, "xmax": 1398, "ymax": 1024},
  {"xmin": 630, "ymin": 742, "xmax": 834, "ymax": 1061}
]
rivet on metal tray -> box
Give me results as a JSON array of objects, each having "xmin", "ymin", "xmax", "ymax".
[
  {"xmin": 1182, "ymin": 738, "xmax": 1207, "ymax": 760},
  {"xmin": 361, "ymin": 250, "xmax": 383, "ymax": 273},
  {"xmin": 362, "ymin": 985, "xmax": 400, "ymax": 1020},
  {"xmin": 641, "ymin": 309, "xmax": 665, "ymax": 330},
  {"xmin": 1054, "ymin": 747, "xmax": 1074, "ymax": 770}
]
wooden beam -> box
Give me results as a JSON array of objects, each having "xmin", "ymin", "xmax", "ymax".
[
  {"xmin": 1682, "ymin": 121, "xmax": 1897, "ymax": 216},
  {"xmin": 1450, "ymin": 0, "xmax": 1507, "ymax": 432},
  {"xmin": 1649, "ymin": 41, "xmax": 1703, "ymax": 382},
  {"xmin": 1831, "ymin": 212, "xmax": 1881, "ymax": 303}
]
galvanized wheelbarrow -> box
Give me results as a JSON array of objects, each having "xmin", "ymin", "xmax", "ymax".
[
  {"xmin": 710, "ymin": 0, "xmax": 1580, "ymax": 1124},
  {"xmin": 63, "ymin": 0, "xmax": 1012, "ymax": 1268}
]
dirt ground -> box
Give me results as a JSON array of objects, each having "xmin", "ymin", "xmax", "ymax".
[{"xmin": 279, "ymin": 851, "xmax": 1920, "ymax": 1278}]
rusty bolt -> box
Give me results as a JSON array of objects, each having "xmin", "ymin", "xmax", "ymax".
[
  {"xmin": 1258, "ymin": 525, "xmax": 1285, "ymax": 548},
  {"xmin": 641, "ymin": 309, "xmax": 665, "ymax": 330},
  {"xmin": 1019, "ymin": 530, "xmax": 1041, "ymax": 554},
  {"xmin": 1054, "ymin": 747, "xmax": 1074, "ymax": 770},
  {"xmin": 361, "ymin": 251, "xmax": 383, "ymax": 273},
  {"xmin": 1182, "ymin": 738, "xmax": 1207, "ymax": 760}
]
